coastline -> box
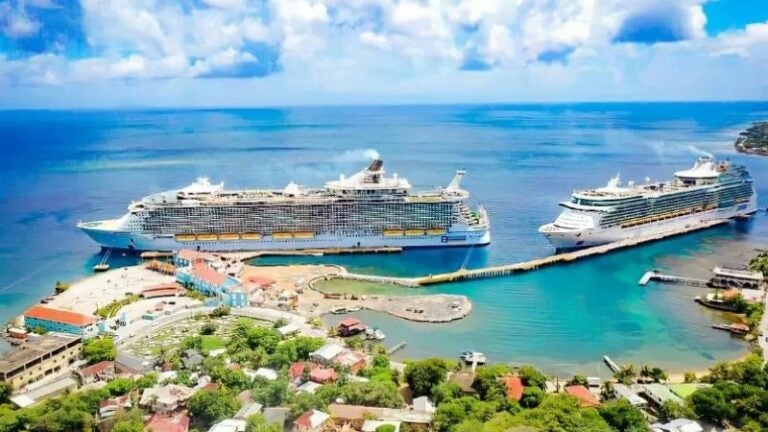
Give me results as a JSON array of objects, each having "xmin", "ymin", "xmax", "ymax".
[{"xmin": 735, "ymin": 142, "xmax": 768, "ymax": 156}]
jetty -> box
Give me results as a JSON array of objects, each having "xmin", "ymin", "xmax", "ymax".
[
  {"xmin": 414, "ymin": 219, "xmax": 728, "ymax": 286},
  {"xmin": 603, "ymin": 355, "xmax": 620, "ymax": 373},
  {"xmin": 637, "ymin": 271, "xmax": 710, "ymax": 287}
]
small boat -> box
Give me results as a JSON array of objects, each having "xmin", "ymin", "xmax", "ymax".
[
  {"xmin": 460, "ymin": 350, "xmax": 487, "ymax": 364},
  {"xmin": 93, "ymin": 263, "xmax": 110, "ymax": 272},
  {"xmin": 347, "ymin": 306, "xmax": 362, "ymax": 312},
  {"xmin": 330, "ymin": 307, "xmax": 348, "ymax": 315},
  {"xmin": 365, "ymin": 327, "xmax": 386, "ymax": 341}
]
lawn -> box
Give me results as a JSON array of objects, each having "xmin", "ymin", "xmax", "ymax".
[{"xmin": 201, "ymin": 335, "xmax": 227, "ymax": 353}]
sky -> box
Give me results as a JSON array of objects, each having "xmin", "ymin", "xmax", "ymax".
[{"xmin": 1, "ymin": 0, "xmax": 767, "ymax": 108}]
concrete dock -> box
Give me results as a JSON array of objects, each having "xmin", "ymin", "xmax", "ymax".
[{"xmin": 638, "ymin": 271, "xmax": 710, "ymax": 287}]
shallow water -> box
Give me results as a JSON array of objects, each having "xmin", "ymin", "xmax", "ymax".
[{"xmin": 2, "ymin": 103, "xmax": 767, "ymax": 374}]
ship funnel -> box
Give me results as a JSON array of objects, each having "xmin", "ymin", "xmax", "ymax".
[
  {"xmin": 367, "ymin": 159, "xmax": 383, "ymax": 172},
  {"xmin": 447, "ymin": 170, "xmax": 466, "ymax": 191}
]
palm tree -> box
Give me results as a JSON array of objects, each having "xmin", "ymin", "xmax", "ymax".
[
  {"xmin": 640, "ymin": 365, "xmax": 651, "ymax": 383},
  {"xmin": 600, "ymin": 381, "xmax": 616, "ymax": 401},
  {"xmin": 251, "ymin": 347, "xmax": 269, "ymax": 368},
  {"xmin": 650, "ymin": 367, "xmax": 668, "ymax": 383},
  {"xmin": 614, "ymin": 364, "xmax": 637, "ymax": 385}
]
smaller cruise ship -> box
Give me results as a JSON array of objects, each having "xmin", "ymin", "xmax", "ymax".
[{"xmin": 539, "ymin": 157, "xmax": 758, "ymax": 251}]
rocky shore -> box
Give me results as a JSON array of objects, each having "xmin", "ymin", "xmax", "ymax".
[{"xmin": 734, "ymin": 121, "xmax": 768, "ymax": 156}]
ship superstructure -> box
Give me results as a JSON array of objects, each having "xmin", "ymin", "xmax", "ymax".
[
  {"xmin": 79, "ymin": 159, "xmax": 491, "ymax": 251},
  {"xmin": 539, "ymin": 157, "xmax": 757, "ymax": 250}
]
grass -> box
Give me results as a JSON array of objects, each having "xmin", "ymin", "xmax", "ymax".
[
  {"xmin": 201, "ymin": 335, "xmax": 226, "ymax": 353},
  {"xmin": 96, "ymin": 294, "xmax": 140, "ymax": 318}
]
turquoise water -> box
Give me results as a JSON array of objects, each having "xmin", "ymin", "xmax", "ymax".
[{"xmin": 1, "ymin": 104, "xmax": 767, "ymax": 373}]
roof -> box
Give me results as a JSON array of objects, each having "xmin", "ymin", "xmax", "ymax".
[
  {"xmin": 208, "ymin": 419, "xmax": 247, "ymax": 432},
  {"xmin": 234, "ymin": 401, "xmax": 263, "ymax": 420},
  {"xmin": 311, "ymin": 343, "xmax": 345, "ymax": 362},
  {"xmin": 277, "ymin": 323, "xmax": 301, "ymax": 336},
  {"xmin": 177, "ymin": 249, "xmax": 216, "ymax": 262},
  {"xmin": 78, "ymin": 360, "xmax": 115, "ymax": 377},
  {"xmin": 641, "ymin": 384, "xmax": 684, "ymax": 405},
  {"xmin": 245, "ymin": 275, "xmax": 276, "ymax": 286},
  {"xmin": 412, "ymin": 396, "xmax": 435, "ymax": 413},
  {"xmin": 145, "ymin": 412, "xmax": 190, "ymax": 432},
  {"xmin": 24, "ymin": 305, "xmax": 96, "ymax": 327},
  {"xmin": 652, "ymin": 418, "xmax": 703, "ymax": 432},
  {"xmin": 191, "ymin": 261, "xmax": 229, "ymax": 286},
  {"xmin": 263, "ymin": 407, "xmax": 289, "ymax": 426},
  {"xmin": 565, "ymin": 385, "xmax": 600, "ymax": 408},
  {"xmin": 504, "ymin": 376, "xmax": 524, "ymax": 401},
  {"xmin": 290, "ymin": 362, "xmax": 319, "ymax": 380},
  {"xmin": 254, "ymin": 368, "xmax": 278, "ymax": 381},
  {"xmin": 328, "ymin": 404, "xmax": 433, "ymax": 424},
  {"xmin": 448, "ymin": 371, "xmax": 476, "ymax": 394},
  {"xmin": 296, "ymin": 381, "xmax": 323, "ymax": 394},
  {"xmin": 0, "ymin": 334, "xmax": 81, "ymax": 374},
  {"xmin": 310, "ymin": 367, "xmax": 337, "ymax": 383},
  {"xmin": 294, "ymin": 409, "xmax": 329, "ymax": 429},
  {"xmin": 339, "ymin": 317, "xmax": 362, "ymax": 328},
  {"xmin": 140, "ymin": 384, "xmax": 196, "ymax": 407},
  {"xmin": 613, "ymin": 383, "xmax": 646, "ymax": 406},
  {"xmin": 667, "ymin": 383, "xmax": 711, "ymax": 399}
]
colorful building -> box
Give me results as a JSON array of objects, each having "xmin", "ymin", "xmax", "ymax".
[
  {"xmin": 23, "ymin": 305, "xmax": 98, "ymax": 338},
  {"xmin": 175, "ymin": 253, "xmax": 249, "ymax": 308}
]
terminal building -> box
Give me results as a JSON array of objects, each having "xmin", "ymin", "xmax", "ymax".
[
  {"xmin": 0, "ymin": 334, "xmax": 82, "ymax": 391},
  {"xmin": 23, "ymin": 305, "xmax": 99, "ymax": 338}
]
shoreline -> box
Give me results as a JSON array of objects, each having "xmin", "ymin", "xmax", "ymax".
[{"xmin": 735, "ymin": 142, "xmax": 768, "ymax": 157}]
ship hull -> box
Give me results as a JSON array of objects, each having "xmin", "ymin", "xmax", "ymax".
[
  {"xmin": 539, "ymin": 198, "xmax": 757, "ymax": 251},
  {"xmin": 79, "ymin": 225, "xmax": 491, "ymax": 252}
]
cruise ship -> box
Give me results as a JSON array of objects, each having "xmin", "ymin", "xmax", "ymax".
[
  {"xmin": 539, "ymin": 157, "xmax": 757, "ymax": 251},
  {"xmin": 78, "ymin": 159, "xmax": 491, "ymax": 251}
]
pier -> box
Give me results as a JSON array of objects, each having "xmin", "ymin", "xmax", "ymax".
[
  {"xmin": 414, "ymin": 219, "xmax": 728, "ymax": 286},
  {"xmin": 638, "ymin": 271, "xmax": 710, "ymax": 287},
  {"xmin": 221, "ymin": 247, "xmax": 403, "ymax": 262}
]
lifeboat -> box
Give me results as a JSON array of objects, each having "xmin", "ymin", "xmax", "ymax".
[
  {"xmin": 197, "ymin": 234, "xmax": 217, "ymax": 241},
  {"xmin": 218, "ymin": 233, "xmax": 240, "ymax": 240},
  {"xmin": 294, "ymin": 231, "xmax": 315, "ymax": 239},
  {"xmin": 405, "ymin": 229, "xmax": 425, "ymax": 236},
  {"xmin": 383, "ymin": 229, "xmax": 404, "ymax": 237},
  {"xmin": 175, "ymin": 234, "xmax": 197, "ymax": 242},
  {"xmin": 241, "ymin": 233, "xmax": 262, "ymax": 240},
  {"xmin": 272, "ymin": 232, "xmax": 293, "ymax": 240},
  {"xmin": 426, "ymin": 228, "xmax": 446, "ymax": 235}
]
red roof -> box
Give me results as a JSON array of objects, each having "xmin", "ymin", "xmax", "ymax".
[
  {"xmin": 177, "ymin": 249, "xmax": 215, "ymax": 262},
  {"xmin": 310, "ymin": 367, "xmax": 338, "ymax": 383},
  {"xmin": 145, "ymin": 413, "xmax": 190, "ymax": 432},
  {"xmin": 565, "ymin": 385, "xmax": 601, "ymax": 408},
  {"xmin": 100, "ymin": 394, "xmax": 131, "ymax": 409},
  {"xmin": 339, "ymin": 318, "xmax": 362, "ymax": 328},
  {"xmin": 25, "ymin": 305, "xmax": 96, "ymax": 327},
  {"xmin": 79, "ymin": 360, "xmax": 115, "ymax": 377},
  {"xmin": 290, "ymin": 362, "xmax": 319, "ymax": 380},
  {"xmin": 191, "ymin": 261, "xmax": 228, "ymax": 286},
  {"xmin": 505, "ymin": 376, "xmax": 524, "ymax": 401}
]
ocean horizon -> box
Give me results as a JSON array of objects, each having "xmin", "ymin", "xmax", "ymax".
[{"xmin": 1, "ymin": 102, "xmax": 767, "ymax": 375}]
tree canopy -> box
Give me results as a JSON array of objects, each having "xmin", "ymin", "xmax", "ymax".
[
  {"xmin": 404, "ymin": 358, "xmax": 452, "ymax": 397},
  {"xmin": 188, "ymin": 389, "xmax": 240, "ymax": 428},
  {"xmin": 82, "ymin": 337, "xmax": 116, "ymax": 364}
]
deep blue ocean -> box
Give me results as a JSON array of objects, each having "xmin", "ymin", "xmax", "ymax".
[{"xmin": 1, "ymin": 103, "xmax": 767, "ymax": 375}]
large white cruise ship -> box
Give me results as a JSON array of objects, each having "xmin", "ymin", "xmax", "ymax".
[
  {"xmin": 539, "ymin": 157, "xmax": 757, "ymax": 251},
  {"xmin": 78, "ymin": 159, "xmax": 491, "ymax": 251}
]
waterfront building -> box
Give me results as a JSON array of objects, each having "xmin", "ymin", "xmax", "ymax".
[
  {"xmin": 337, "ymin": 317, "xmax": 366, "ymax": 337},
  {"xmin": 640, "ymin": 383, "xmax": 684, "ymax": 406},
  {"xmin": 78, "ymin": 159, "xmax": 491, "ymax": 252},
  {"xmin": 612, "ymin": 383, "xmax": 647, "ymax": 407},
  {"xmin": 667, "ymin": 383, "xmax": 711, "ymax": 400},
  {"xmin": 175, "ymin": 255, "xmax": 249, "ymax": 308},
  {"xmin": 23, "ymin": 305, "xmax": 98, "ymax": 338},
  {"xmin": 540, "ymin": 157, "xmax": 758, "ymax": 250},
  {"xmin": 0, "ymin": 334, "xmax": 81, "ymax": 390},
  {"xmin": 309, "ymin": 343, "xmax": 345, "ymax": 365},
  {"xmin": 293, "ymin": 409, "xmax": 330, "ymax": 432},
  {"xmin": 564, "ymin": 385, "xmax": 601, "ymax": 408},
  {"xmin": 710, "ymin": 266, "xmax": 765, "ymax": 289}
]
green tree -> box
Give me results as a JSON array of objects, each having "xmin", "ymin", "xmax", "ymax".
[
  {"xmin": 506, "ymin": 394, "xmax": 612, "ymax": 432},
  {"xmin": 471, "ymin": 365, "xmax": 510, "ymax": 405},
  {"xmin": 657, "ymin": 400, "xmax": 693, "ymax": 422},
  {"xmin": 614, "ymin": 364, "xmax": 637, "ymax": 385},
  {"xmin": 340, "ymin": 381, "xmax": 404, "ymax": 408},
  {"xmin": 598, "ymin": 399, "xmax": 648, "ymax": 432},
  {"xmin": 433, "ymin": 400, "xmax": 468, "ymax": 432},
  {"xmin": 517, "ymin": 365, "xmax": 547, "ymax": 390},
  {"xmin": 54, "ymin": 281, "xmax": 70, "ymax": 294},
  {"xmin": 200, "ymin": 322, "xmax": 217, "ymax": 335},
  {"xmin": 0, "ymin": 382, "xmax": 12, "ymax": 403},
  {"xmin": 252, "ymin": 378, "xmax": 290, "ymax": 407},
  {"xmin": 683, "ymin": 372, "xmax": 697, "ymax": 383},
  {"xmin": 111, "ymin": 409, "xmax": 144, "ymax": 432},
  {"xmin": 431, "ymin": 382, "xmax": 463, "ymax": 405},
  {"xmin": 519, "ymin": 387, "xmax": 544, "ymax": 408},
  {"xmin": 404, "ymin": 358, "xmax": 451, "ymax": 397},
  {"xmin": 245, "ymin": 413, "xmax": 283, "ymax": 432},
  {"xmin": 269, "ymin": 337, "xmax": 325, "ymax": 368},
  {"xmin": 689, "ymin": 386, "xmax": 735, "ymax": 425},
  {"xmin": 246, "ymin": 327, "xmax": 281, "ymax": 353},
  {"xmin": 105, "ymin": 377, "xmax": 135, "ymax": 396},
  {"xmin": 346, "ymin": 335, "xmax": 364, "ymax": 350},
  {"xmin": 649, "ymin": 367, "xmax": 667, "ymax": 383},
  {"xmin": 188, "ymin": 389, "xmax": 240, "ymax": 428},
  {"xmin": 375, "ymin": 425, "xmax": 397, "ymax": 432},
  {"xmin": 82, "ymin": 337, "xmax": 116, "ymax": 364},
  {"xmin": 567, "ymin": 374, "xmax": 588, "ymax": 387},
  {"xmin": 135, "ymin": 372, "xmax": 158, "ymax": 389},
  {"xmin": 210, "ymin": 305, "xmax": 231, "ymax": 317}
]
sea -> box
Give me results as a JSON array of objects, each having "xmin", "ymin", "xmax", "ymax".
[{"xmin": 1, "ymin": 103, "xmax": 767, "ymax": 376}]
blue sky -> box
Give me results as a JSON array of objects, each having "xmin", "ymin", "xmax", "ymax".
[{"xmin": 1, "ymin": 0, "xmax": 767, "ymax": 108}]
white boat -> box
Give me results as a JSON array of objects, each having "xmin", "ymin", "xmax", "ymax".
[
  {"xmin": 78, "ymin": 159, "xmax": 490, "ymax": 252},
  {"xmin": 460, "ymin": 350, "xmax": 487, "ymax": 364},
  {"xmin": 365, "ymin": 327, "xmax": 386, "ymax": 341},
  {"xmin": 539, "ymin": 157, "xmax": 757, "ymax": 251}
]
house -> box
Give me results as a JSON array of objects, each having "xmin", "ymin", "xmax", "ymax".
[
  {"xmin": 296, "ymin": 381, "xmax": 323, "ymax": 394},
  {"xmin": 254, "ymin": 368, "xmax": 278, "ymax": 381},
  {"xmin": 140, "ymin": 384, "xmax": 197, "ymax": 413},
  {"xmin": 182, "ymin": 349, "xmax": 204, "ymax": 370},
  {"xmin": 328, "ymin": 404, "xmax": 433, "ymax": 426},
  {"xmin": 332, "ymin": 350, "xmax": 368, "ymax": 373},
  {"xmin": 362, "ymin": 420, "xmax": 401, "ymax": 432},
  {"xmin": 0, "ymin": 334, "xmax": 81, "ymax": 390},
  {"xmin": 651, "ymin": 418, "xmax": 704, "ymax": 432},
  {"xmin": 145, "ymin": 412, "xmax": 190, "ymax": 432},
  {"xmin": 234, "ymin": 401, "xmax": 263, "ymax": 420},
  {"xmin": 23, "ymin": 305, "xmax": 98, "ymax": 337},
  {"xmin": 667, "ymin": 383, "xmax": 711, "ymax": 400},
  {"xmin": 209, "ymin": 419, "xmax": 247, "ymax": 432},
  {"xmin": 612, "ymin": 384, "xmax": 646, "ymax": 407},
  {"xmin": 411, "ymin": 396, "xmax": 436, "ymax": 413},
  {"xmin": 290, "ymin": 362, "xmax": 338, "ymax": 384},
  {"xmin": 263, "ymin": 407, "xmax": 289, "ymax": 429},
  {"xmin": 504, "ymin": 376, "xmax": 524, "ymax": 401},
  {"xmin": 278, "ymin": 323, "xmax": 301, "ymax": 338},
  {"xmin": 586, "ymin": 377, "xmax": 602, "ymax": 388},
  {"xmin": 640, "ymin": 384, "xmax": 684, "ymax": 406},
  {"xmin": 564, "ymin": 385, "xmax": 600, "ymax": 408},
  {"xmin": 175, "ymin": 258, "xmax": 245, "ymax": 308},
  {"xmin": 116, "ymin": 351, "xmax": 151, "ymax": 374},
  {"xmin": 293, "ymin": 409, "xmax": 330, "ymax": 432},
  {"xmin": 100, "ymin": 394, "xmax": 133, "ymax": 419},
  {"xmin": 448, "ymin": 371, "xmax": 477, "ymax": 395},
  {"xmin": 337, "ymin": 318, "xmax": 366, "ymax": 337},
  {"xmin": 175, "ymin": 249, "xmax": 218, "ymax": 268},
  {"xmin": 77, "ymin": 360, "xmax": 116, "ymax": 384},
  {"xmin": 310, "ymin": 343, "xmax": 346, "ymax": 365}
]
